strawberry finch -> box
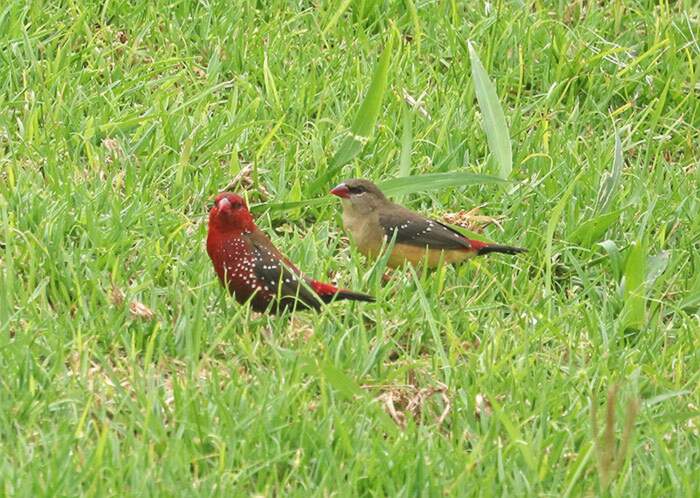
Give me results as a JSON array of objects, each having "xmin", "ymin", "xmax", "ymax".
[
  {"xmin": 207, "ymin": 192, "xmax": 374, "ymax": 313},
  {"xmin": 330, "ymin": 179, "xmax": 525, "ymax": 269}
]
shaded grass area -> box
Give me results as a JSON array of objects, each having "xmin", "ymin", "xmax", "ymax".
[{"xmin": 1, "ymin": 0, "xmax": 699, "ymax": 495}]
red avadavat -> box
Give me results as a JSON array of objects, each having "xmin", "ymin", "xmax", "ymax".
[{"xmin": 207, "ymin": 192, "xmax": 374, "ymax": 313}]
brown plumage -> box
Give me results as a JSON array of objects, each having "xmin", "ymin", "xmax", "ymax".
[{"xmin": 330, "ymin": 179, "xmax": 525, "ymax": 269}]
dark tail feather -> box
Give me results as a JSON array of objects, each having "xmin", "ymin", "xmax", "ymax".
[
  {"xmin": 476, "ymin": 244, "xmax": 527, "ymax": 256},
  {"xmin": 323, "ymin": 289, "xmax": 375, "ymax": 304}
]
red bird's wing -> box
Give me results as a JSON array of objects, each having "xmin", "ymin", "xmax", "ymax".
[
  {"xmin": 244, "ymin": 231, "xmax": 324, "ymax": 310},
  {"xmin": 379, "ymin": 208, "xmax": 472, "ymax": 251}
]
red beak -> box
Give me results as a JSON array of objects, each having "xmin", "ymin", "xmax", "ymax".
[{"xmin": 330, "ymin": 183, "xmax": 350, "ymax": 199}]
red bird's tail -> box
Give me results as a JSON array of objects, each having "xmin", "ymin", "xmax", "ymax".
[
  {"xmin": 327, "ymin": 289, "xmax": 375, "ymax": 303},
  {"xmin": 310, "ymin": 281, "xmax": 375, "ymax": 304}
]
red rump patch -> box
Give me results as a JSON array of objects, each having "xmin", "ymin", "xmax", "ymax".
[{"xmin": 466, "ymin": 238, "xmax": 489, "ymax": 252}]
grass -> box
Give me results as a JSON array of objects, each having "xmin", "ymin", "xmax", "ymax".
[{"xmin": 1, "ymin": 0, "xmax": 699, "ymax": 495}]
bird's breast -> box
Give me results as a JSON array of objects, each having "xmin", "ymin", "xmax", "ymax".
[{"xmin": 342, "ymin": 211, "xmax": 383, "ymax": 257}]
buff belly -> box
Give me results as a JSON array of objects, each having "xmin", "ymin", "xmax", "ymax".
[
  {"xmin": 388, "ymin": 244, "xmax": 475, "ymax": 268},
  {"xmin": 357, "ymin": 242, "xmax": 475, "ymax": 269}
]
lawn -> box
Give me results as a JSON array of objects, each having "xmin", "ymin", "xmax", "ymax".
[{"xmin": 1, "ymin": 0, "xmax": 699, "ymax": 496}]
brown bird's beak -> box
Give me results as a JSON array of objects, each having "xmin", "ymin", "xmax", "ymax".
[{"xmin": 330, "ymin": 183, "xmax": 350, "ymax": 199}]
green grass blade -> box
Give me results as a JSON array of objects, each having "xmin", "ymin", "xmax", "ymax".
[
  {"xmin": 569, "ymin": 209, "xmax": 623, "ymax": 247},
  {"xmin": 595, "ymin": 132, "xmax": 623, "ymax": 214},
  {"xmin": 322, "ymin": 0, "xmax": 353, "ymax": 36},
  {"xmin": 645, "ymin": 251, "xmax": 669, "ymax": 287},
  {"xmin": 348, "ymin": 36, "xmax": 394, "ymax": 140},
  {"xmin": 398, "ymin": 106, "xmax": 414, "ymax": 178},
  {"xmin": 255, "ymin": 172, "xmax": 503, "ymax": 213},
  {"xmin": 468, "ymin": 41, "xmax": 512, "ymax": 179},
  {"xmin": 250, "ymin": 197, "xmax": 326, "ymax": 213},
  {"xmin": 545, "ymin": 170, "xmax": 585, "ymax": 306},
  {"xmin": 309, "ymin": 33, "xmax": 395, "ymax": 192},
  {"xmin": 395, "ymin": 106, "xmax": 414, "ymax": 202},
  {"xmin": 318, "ymin": 360, "xmax": 364, "ymax": 399},
  {"xmin": 620, "ymin": 241, "xmax": 646, "ymax": 332},
  {"xmin": 379, "ymin": 172, "xmax": 506, "ymax": 197}
]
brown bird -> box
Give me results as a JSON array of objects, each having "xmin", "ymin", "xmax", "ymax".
[{"xmin": 330, "ymin": 179, "xmax": 525, "ymax": 269}]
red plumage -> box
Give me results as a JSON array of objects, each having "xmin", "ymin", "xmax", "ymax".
[{"xmin": 206, "ymin": 192, "xmax": 374, "ymax": 313}]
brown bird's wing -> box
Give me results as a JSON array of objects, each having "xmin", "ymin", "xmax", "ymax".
[
  {"xmin": 244, "ymin": 231, "xmax": 323, "ymax": 310},
  {"xmin": 378, "ymin": 206, "xmax": 472, "ymax": 251}
]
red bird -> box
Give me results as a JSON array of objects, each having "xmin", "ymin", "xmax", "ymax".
[{"xmin": 206, "ymin": 192, "xmax": 374, "ymax": 313}]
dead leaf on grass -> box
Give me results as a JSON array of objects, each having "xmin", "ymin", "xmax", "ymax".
[
  {"xmin": 462, "ymin": 337, "xmax": 481, "ymax": 351},
  {"xmin": 368, "ymin": 381, "xmax": 450, "ymax": 429},
  {"xmin": 402, "ymin": 88, "xmax": 431, "ymax": 120},
  {"xmin": 110, "ymin": 284, "xmax": 125, "ymax": 306},
  {"xmin": 102, "ymin": 138, "xmax": 123, "ymax": 165},
  {"xmin": 222, "ymin": 163, "xmax": 270, "ymax": 200},
  {"xmin": 475, "ymin": 393, "xmax": 493, "ymax": 418},
  {"xmin": 108, "ymin": 284, "xmax": 156, "ymax": 321},
  {"xmin": 288, "ymin": 316, "xmax": 315, "ymax": 342},
  {"xmin": 129, "ymin": 301, "xmax": 155, "ymax": 321},
  {"xmin": 442, "ymin": 207, "xmax": 504, "ymax": 233}
]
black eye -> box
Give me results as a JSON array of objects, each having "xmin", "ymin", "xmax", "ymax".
[{"xmin": 348, "ymin": 185, "xmax": 366, "ymax": 194}]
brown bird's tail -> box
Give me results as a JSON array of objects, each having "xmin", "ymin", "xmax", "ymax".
[{"xmin": 476, "ymin": 244, "xmax": 527, "ymax": 256}]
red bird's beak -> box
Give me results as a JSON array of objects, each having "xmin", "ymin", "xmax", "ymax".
[
  {"xmin": 217, "ymin": 197, "xmax": 231, "ymax": 210},
  {"xmin": 330, "ymin": 183, "xmax": 350, "ymax": 199}
]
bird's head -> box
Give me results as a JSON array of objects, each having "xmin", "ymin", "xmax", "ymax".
[
  {"xmin": 208, "ymin": 192, "xmax": 255, "ymax": 232},
  {"xmin": 330, "ymin": 179, "xmax": 388, "ymax": 215}
]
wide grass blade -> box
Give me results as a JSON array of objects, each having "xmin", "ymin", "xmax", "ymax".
[
  {"xmin": 398, "ymin": 106, "xmax": 414, "ymax": 178},
  {"xmin": 645, "ymin": 251, "xmax": 669, "ymax": 287},
  {"xmin": 322, "ymin": 0, "xmax": 353, "ymax": 36},
  {"xmin": 250, "ymin": 197, "xmax": 326, "ymax": 213},
  {"xmin": 468, "ymin": 41, "xmax": 512, "ymax": 179},
  {"xmin": 620, "ymin": 241, "xmax": 646, "ymax": 332},
  {"xmin": 379, "ymin": 172, "xmax": 506, "ymax": 197},
  {"xmin": 255, "ymin": 172, "xmax": 504, "ymax": 213},
  {"xmin": 312, "ymin": 360, "xmax": 398, "ymax": 435},
  {"xmin": 395, "ymin": 107, "xmax": 414, "ymax": 203},
  {"xmin": 309, "ymin": 34, "xmax": 395, "ymax": 193},
  {"xmin": 318, "ymin": 360, "xmax": 363, "ymax": 399},
  {"xmin": 678, "ymin": 276, "xmax": 700, "ymax": 314},
  {"xmin": 572, "ymin": 133, "xmax": 625, "ymax": 247},
  {"xmin": 570, "ymin": 209, "xmax": 623, "ymax": 247},
  {"xmin": 545, "ymin": 170, "xmax": 585, "ymax": 305},
  {"xmin": 595, "ymin": 132, "xmax": 623, "ymax": 214}
]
